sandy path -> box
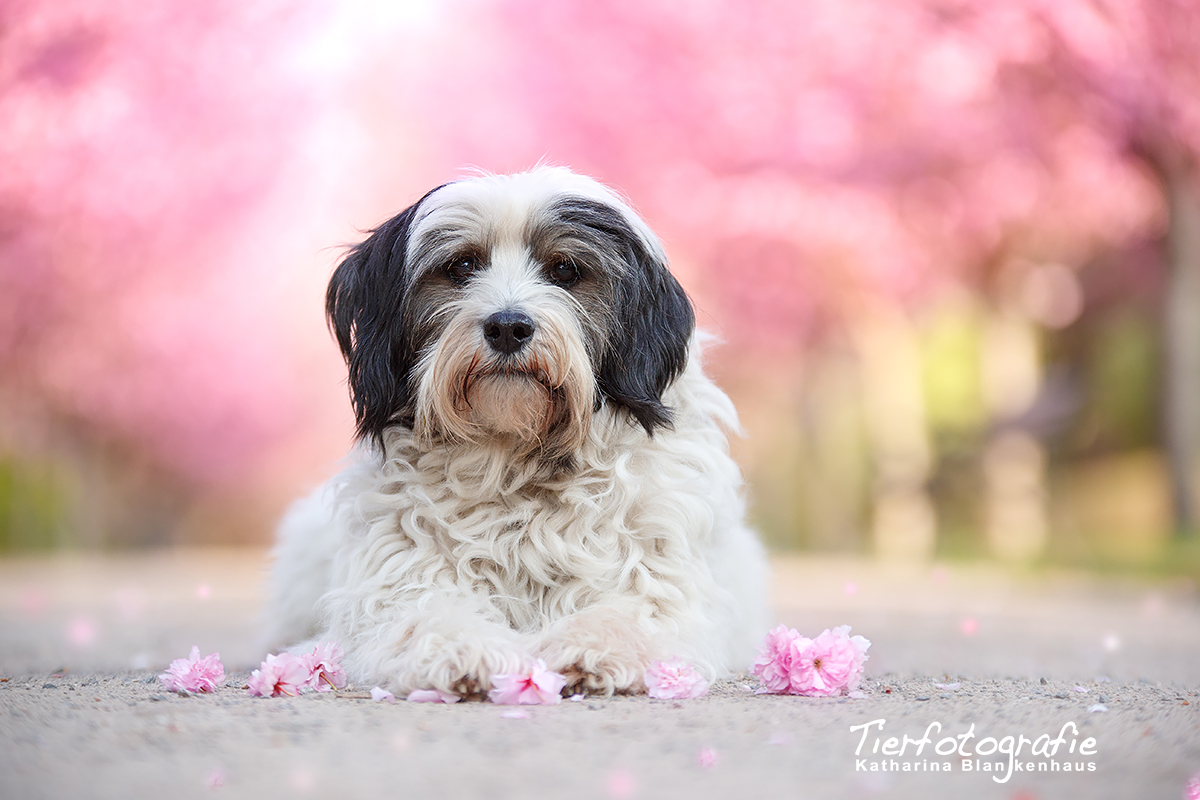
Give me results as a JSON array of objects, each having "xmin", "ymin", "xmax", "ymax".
[{"xmin": 1, "ymin": 550, "xmax": 1197, "ymax": 799}]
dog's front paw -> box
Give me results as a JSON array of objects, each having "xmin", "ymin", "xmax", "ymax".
[
  {"xmin": 536, "ymin": 609, "xmax": 652, "ymax": 696},
  {"xmin": 409, "ymin": 634, "xmax": 531, "ymax": 698}
]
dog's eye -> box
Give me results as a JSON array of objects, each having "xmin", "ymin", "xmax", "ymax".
[
  {"xmin": 547, "ymin": 257, "xmax": 580, "ymax": 287},
  {"xmin": 445, "ymin": 255, "xmax": 479, "ymax": 283}
]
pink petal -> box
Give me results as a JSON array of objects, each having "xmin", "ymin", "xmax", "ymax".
[
  {"xmin": 204, "ymin": 768, "xmax": 225, "ymax": 789},
  {"xmin": 697, "ymin": 747, "xmax": 719, "ymax": 768},
  {"xmin": 370, "ymin": 686, "xmax": 395, "ymax": 703},
  {"xmin": 606, "ymin": 769, "xmax": 636, "ymax": 799},
  {"xmin": 1184, "ymin": 772, "xmax": 1200, "ymax": 800},
  {"xmin": 406, "ymin": 688, "xmax": 459, "ymax": 703}
]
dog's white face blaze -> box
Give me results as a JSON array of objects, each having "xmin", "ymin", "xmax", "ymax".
[{"xmin": 413, "ymin": 260, "xmax": 595, "ymax": 454}]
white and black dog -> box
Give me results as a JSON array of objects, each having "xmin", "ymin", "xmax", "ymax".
[{"xmin": 267, "ymin": 166, "xmax": 767, "ymax": 697}]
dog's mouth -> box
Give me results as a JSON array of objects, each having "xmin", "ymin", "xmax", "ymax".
[{"xmin": 456, "ymin": 353, "xmax": 559, "ymax": 409}]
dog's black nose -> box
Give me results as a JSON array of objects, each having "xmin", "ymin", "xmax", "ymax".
[{"xmin": 482, "ymin": 310, "xmax": 535, "ymax": 354}]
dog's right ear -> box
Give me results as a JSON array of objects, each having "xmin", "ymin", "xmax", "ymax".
[{"xmin": 326, "ymin": 189, "xmax": 441, "ymax": 449}]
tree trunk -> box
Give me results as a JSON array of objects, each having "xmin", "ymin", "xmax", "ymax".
[{"xmin": 1162, "ymin": 161, "xmax": 1200, "ymax": 538}]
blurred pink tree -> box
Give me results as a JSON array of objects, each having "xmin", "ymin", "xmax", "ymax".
[
  {"xmin": 0, "ymin": 0, "xmax": 318, "ymax": 542},
  {"xmin": 427, "ymin": 0, "xmax": 1199, "ymax": 535}
]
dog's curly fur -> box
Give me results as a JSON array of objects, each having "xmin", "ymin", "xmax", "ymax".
[{"xmin": 267, "ymin": 167, "xmax": 768, "ymax": 697}]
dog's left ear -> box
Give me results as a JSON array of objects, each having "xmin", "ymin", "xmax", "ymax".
[{"xmin": 597, "ymin": 232, "xmax": 695, "ymax": 435}]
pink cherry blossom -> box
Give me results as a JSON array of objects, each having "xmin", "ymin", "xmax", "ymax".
[
  {"xmin": 751, "ymin": 625, "xmax": 810, "ymax": 694},
  {"xmin": 499, "ymin": 709, "xmax": 531, "ymax": 719},
  {"xmin": 247, "ymin": 652, "xmax": 310, "ymax": 697},
  {"xmin": 752, "ymin": 624, "xmax": 870, "ymax": 697},
  {"xmin": 160, "ymin": 646, "xmax": 225, "ymax": 693},
  {"xmin": 304, "ymin": 642, "xmax": 347, "ymax": 692},
  {"xmin": 697, "ymin": 747, "xmax": 719, "ymax": 768},
  {"xmin": 644, "ymin": 658, "xmax": 710, "ymax": 699},
  {"xmin": 487, "ymin": 660, "xmax": 567, "ymax": 705},
  {"xmin": 788, "ymin": 626, "xmax": 866, "ymax": 697},
  {"xmin": 406, "ymin": 688, "xmax": 460, "ymax": 703}
]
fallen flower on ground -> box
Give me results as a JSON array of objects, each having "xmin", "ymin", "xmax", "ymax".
[
  {"xmin": 406, "ymin": 688, "xmax": 459, "ymax": 703},
  {"xmin": 751, "ymin": 625, "xmax": 809, "ymax": 694},
  {"xmin": 644, "ymin": 658, "xmax": 709, "ymax": 699},
  {"xmin": 488, "ymin": 660, "xmax": 567, "ymax": 705},
  {"xmin": 304, "ymin": 642, "xmax": 347, "ymax": 692},
  {"xmin": 752, "ymin": 625, "xmax": 870, "ymax": 697},
  {"xmin": 789, "ymin": 626, "xmax": 868, "ymax": 697},
  {"xmin": 247, "ymin": 652, "xmax": 310, "ymax": 697},
  {"xmin": 160, "ymin": 646, "xmax": 224, "ymax": 694},
  {"xmin": 697, "ymin": 747, "xmax": 719, "ymax": 768}
]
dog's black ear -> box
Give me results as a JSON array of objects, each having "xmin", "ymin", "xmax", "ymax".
[
  {"xmin": 326, "ymin": 191, "xmax": 438, "ymax": 448},
  {"xmin": 597, "ymin": 230, "xmax": 695, "ymax": 436}
]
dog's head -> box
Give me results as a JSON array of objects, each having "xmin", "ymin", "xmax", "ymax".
[{"xmin": 326, "ymin": 167, "xmax": 694, "ymax": 460}]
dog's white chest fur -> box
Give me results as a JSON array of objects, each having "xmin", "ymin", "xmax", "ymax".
[{"xmin": 267, "ymin": 167, "xmax": 768, "ymax": 696}]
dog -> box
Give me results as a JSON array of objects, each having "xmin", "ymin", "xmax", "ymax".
[{"xmin": 266, "ymin": 166, "xmax": 768, "ymax": 697}]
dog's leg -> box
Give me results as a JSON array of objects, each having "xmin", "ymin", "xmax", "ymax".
[{"xmin": 264, "ymin": 488, "xmax": 341, "ymax": 651}]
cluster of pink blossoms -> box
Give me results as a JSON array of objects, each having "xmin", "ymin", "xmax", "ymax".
[
  {"xmin": 247, "ymin": 642, "xmax": 348, "ymax": 697},
  {"xmin": 159, "ymin": 646, "xmax": 225, "ymax": 693},
  {"xmin": 752, "ymin": 624, "xmax": 870, "ymax": 697},
  {"xmin": 487, "ymin": 659, "xmax": 568, "ymax": 705}
]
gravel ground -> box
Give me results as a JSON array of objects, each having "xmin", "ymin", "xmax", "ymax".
[{"xmin": 1, "ymin": 550, "xmax": 1198, "ymax": 800}]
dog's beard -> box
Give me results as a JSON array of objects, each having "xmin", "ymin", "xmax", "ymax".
[{"xmin": 414, "ymin": 304, "xmax": 595, "ymax": 460}]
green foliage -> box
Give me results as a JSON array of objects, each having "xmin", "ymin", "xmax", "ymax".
[
  {"xmin": 0, "ymin": 454, "xmax": 70, "ymax": 551},
  {"xmin": 921, "ymin": 305, "xmax": 986, "ymax": 442},
  {"xmin": 1084, "ymin": 314, "xmax": 1159, "ymax": 451}
]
